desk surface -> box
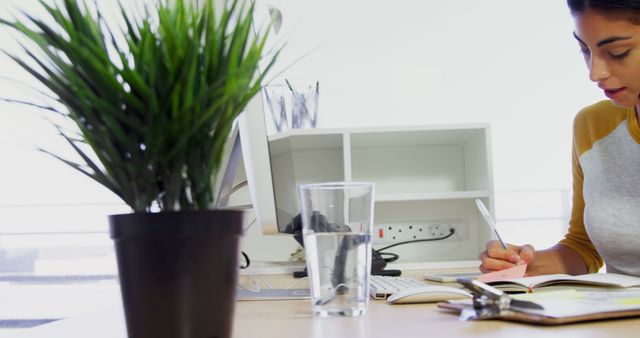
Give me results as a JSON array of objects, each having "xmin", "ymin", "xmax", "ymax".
[
  {"xmin": 235, "ymin": 299, "xmax": 640, "ymax": 338},
  {"xmin": 8, "ymin": 272, "xmax": 640, "ymax": 338},
  {"xmin": 8, "ymin": 297, "xmax": 640, "ymax": 338}
]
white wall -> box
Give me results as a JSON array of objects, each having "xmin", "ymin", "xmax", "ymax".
[
  {"xmin": 249, "ymin": 0, "xmax": 601, "ymax": 256},
  {"xmin": 262, "ymin": 0, "xmax": 600, "ymax": 191}
]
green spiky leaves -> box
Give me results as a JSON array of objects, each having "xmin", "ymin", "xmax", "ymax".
[{"xmin": 1, "ymin": 0, "xmax": 278, "ymax": 212}]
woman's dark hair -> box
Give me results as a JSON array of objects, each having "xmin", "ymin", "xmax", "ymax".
[
  {"xmin": 568, "ymin": 0, "xmax": 640, "ymax": 11},
  {"xmin": 567, "ymin": 0, "xmax": 640, "ymax": 24}
]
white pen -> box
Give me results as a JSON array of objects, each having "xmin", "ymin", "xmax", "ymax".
[{"xmin": 475, "ymin": 199, "xmax": 508, "ymax": 250}]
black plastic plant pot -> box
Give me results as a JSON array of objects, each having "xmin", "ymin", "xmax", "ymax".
[{"xmin": 109, "ymin": 210, "xmax": 244, "ymax": 338}]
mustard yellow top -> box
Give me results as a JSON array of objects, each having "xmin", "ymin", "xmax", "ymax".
[{"xmin": 559, "ymin": 100, "xmax": 640, "ymax": 275}]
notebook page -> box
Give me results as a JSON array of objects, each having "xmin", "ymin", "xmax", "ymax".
[
  {"xmin": 487, "ymin": 274, "xmax": 571, "ymax": 288},
  {"xmin": 561, "ymin": 273, "xmax": 640, "ymax": 288},
  {"xmin": 488, "ymin": 273, "xmax": 640, "ymax": 289}
]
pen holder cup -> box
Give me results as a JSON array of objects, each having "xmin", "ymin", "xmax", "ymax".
[{"xmin": 263, "ymin": 81, "xmax": 319, "ymax": 134}]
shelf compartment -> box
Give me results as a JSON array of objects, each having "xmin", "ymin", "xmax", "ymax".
[
  {"xmin": 373, "ymin": 199, "xmax": 492, "ymax": 263},
  {"xmin": 350, "ymin": 128, "xmax": 490, "ymax": 195},
  {"xmin": 268, "ymin": 133, "xmax": 345, "ymax": 227}
]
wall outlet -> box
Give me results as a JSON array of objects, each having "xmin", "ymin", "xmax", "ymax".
[{"xmin": 373, "ymin": 218, "xmax": 468, "ymax": 245}]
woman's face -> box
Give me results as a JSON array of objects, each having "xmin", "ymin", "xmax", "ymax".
[{"xmin": 573, "ymin": 9, "xmax": 640, "ymax": 108}]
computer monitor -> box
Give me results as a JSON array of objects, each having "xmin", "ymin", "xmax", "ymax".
[
  {"xmin": 236, "ymin": 97, "xmax": 280, "ymax": 235},
  {"xmin": 219, "ymin": 1, "xmax": 329, "ymax": 238},
  {"xmin": 215, "ymin": 1, "xmax": 288, "ymax": 235}
]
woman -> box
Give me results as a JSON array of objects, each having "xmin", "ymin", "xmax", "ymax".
[{"xmin": 480, "ymin": 0, "xmax": 640, "ymax": 277}]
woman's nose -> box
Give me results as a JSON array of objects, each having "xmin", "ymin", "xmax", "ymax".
[{"xmin": 589, "ymin": 56, "xmax": 611, "ymax": 82}]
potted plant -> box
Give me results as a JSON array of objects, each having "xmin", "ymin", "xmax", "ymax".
[{"xmin": 0, "ymin": 0, "xmax": 277, "ymax": 337}]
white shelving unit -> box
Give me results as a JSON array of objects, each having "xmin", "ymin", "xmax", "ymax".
[{"xmin": 267, "ymin": 124, "xmax": 494, "ymax": 264}]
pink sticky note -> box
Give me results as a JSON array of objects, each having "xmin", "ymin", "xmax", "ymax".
[{"xmin": 477, "ymin": 264, "xmax": 527, "ymax": 283}]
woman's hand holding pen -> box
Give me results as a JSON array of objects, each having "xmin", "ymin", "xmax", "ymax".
[{"xmin": 479, "ymin": 240, "xmax": 536, "ymax": 274}]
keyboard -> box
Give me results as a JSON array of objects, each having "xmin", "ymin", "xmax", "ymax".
[
  {"xmin": 369, "ymin": 275, "xmax": 427, "ymax": 300},
  {"xmin": 236, "ymin": 288, "xmax": 310, "ymax": 301}
]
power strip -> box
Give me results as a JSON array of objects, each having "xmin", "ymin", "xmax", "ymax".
[{"xmin": 373, "ymin": 218, "xmax": 467, "ymax": 244}]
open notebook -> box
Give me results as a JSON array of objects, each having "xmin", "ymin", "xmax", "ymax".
[{"xmin": 484, "ymin": 273, "xmax": 640, "ymax": 293}]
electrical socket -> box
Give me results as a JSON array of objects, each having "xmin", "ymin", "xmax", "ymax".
[{"xmin": 373, "ymin": 218, "xmax": 467, "ymax": 245}]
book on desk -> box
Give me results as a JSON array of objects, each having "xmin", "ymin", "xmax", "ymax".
[{"xmin": 483, "ymin": 273, "xmax": 640, "ymax": 293}]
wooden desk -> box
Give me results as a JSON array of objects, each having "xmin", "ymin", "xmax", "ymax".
[
  {"xmin": 9, "ymin": 297, "xmax": 640, "ymax": 338},
  {"xmin": 235, "ymin": 298, "xmax": 640, "ymax": 338},
  {"xmin": 9, "ymin": 273, "xmax": 640, "ymax": 337}
]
